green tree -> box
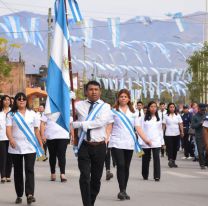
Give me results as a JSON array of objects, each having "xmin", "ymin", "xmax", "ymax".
[
  {"xmin": 187, "ymin": 43, "xmax": 208, "ymax": 103},
  {"xmin": 0, "ymin": 37, "xmax": 21, "ymax": 84}
]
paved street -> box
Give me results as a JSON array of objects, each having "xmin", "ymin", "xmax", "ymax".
[{"xmin": 0, "ymin": 146, "xmax": 207, "ymax": 206}]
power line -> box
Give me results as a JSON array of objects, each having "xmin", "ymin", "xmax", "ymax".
[{"xmin": 0, "ymin": 2, "xmax": 207, "ymax": 21}]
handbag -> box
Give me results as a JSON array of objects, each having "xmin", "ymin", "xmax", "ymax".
[{"xmin": 188, "ymin": 127, "xmax": 195, "ymax": 135}]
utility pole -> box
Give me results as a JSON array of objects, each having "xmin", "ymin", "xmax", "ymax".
[
  {"xmin": 47, "ymin": 8, "xmax": 53, "ymax": 64},
  {"xmin": 83, "ymin": 43, "xmax": 87, "ymax": 83}
]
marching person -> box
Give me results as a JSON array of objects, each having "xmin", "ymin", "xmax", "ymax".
[
  {"xmin": 140, "ymin": 101, "xmax": 164, "ymax": 181},
  {"xmin": 181, "ymin": 105, "xmax": 194, "ymax": 159},
  {"xmin": 163, "ymin": 103, "xmax": 184, "ymax": 168},
  {"xmin": 108, "ymin": 89, "xmax": 151, "ymax": 200},
  {"xmin": 202, "ymin": 114, "xmax": 208, "ymax": 158},
  {"xmin": 6, "ymin": 92, "xmax": 43, "ymax": 204},
  {"xmin": 37, "ymin": 103, "xmax": 48, "ymax": 161},
  {"xmin": 158, "ymin": 102, "xmax": 167, "ymax": 157},
  {"xmin": 191, "ymin": 103, "xmax": 208, "ymax": 169},
  {"xmin": 71, "ymin": 81, "xmax": 113, "ymax": 206},
  {"xmin": 40, "ymin": 113, "xmax": 69, "ymax": 182},
  {"xmin": 0, "ymin": 95, "xmax": 12, "ymax": 183},
  {"xmin": 136, "ymin": 101, "xmax": 144, "ymax": 118}
]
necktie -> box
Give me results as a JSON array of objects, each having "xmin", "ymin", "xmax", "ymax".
[
  {"xmin": 139, "ymin": 110, "xmax": 141, "ymax": 117},
  {"xmin": 162, "ymin": 112, "xmax": 164, "ymax": 120},
  {"xmin": 86, "ymin": 101, "xmax": 95, "ymax": 141}
]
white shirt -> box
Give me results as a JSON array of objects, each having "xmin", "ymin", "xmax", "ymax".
[
  {"xmin": 138, "ymin": 116, "xmax": 164, "ymax": 148},
  {"xmin": 108, "ymin": 108, "xmax": 140, "ymax": 150},
  {"xmin": 0, "ymin": 111, "xmax": 9, "ymax": 141},
  {"xmin": 203, "ymin": 119, "xmax": 208, "ymax": 128},
  {"xmin": 75, "ymin": 99, "xmax": 113, "ymax": 142},
  {"xmin": 163, "ymin": 113, "xmax": 183, "ymax": 136},
  {"xmin": 6, "ymin": 109, "xmax": 39, "ymax": 154},
  {"xmin": 136, "ymin": 109, "xmax": 144, "ymax": 118},
  {"xmin": 41, "ymin": 114, "xmax": 69, "ymax": 140},
  {"xmin": 158, "ymin": 109, "xmax": 167, "ymax": 121}
]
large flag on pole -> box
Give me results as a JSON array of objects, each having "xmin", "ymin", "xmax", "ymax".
[{"xmin": 45, "ymin": 0, "xmax": 70, "ymax": 131}]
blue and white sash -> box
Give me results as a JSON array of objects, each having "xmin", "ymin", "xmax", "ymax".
[
  {"xmin": 78, "ymin": 103, "xmax": 105, "ymax": 149},
  {"xmin": 12, "ymin": 112, "xmax": 44, "ymax": 157},
  {"xmin": 112, "ymin": 109, "xmax": 144, "ymax": 157}
]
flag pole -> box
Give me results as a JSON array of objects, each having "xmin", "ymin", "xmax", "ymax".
[{"xmin": 64, "ymin": 0, "xmax": 78, "ymax": 145}]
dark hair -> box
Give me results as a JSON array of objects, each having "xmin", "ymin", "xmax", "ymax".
[
  {"xmin": 144, "ymin": 101, "xmax": 160, "ymax": 121},
  {"xmin": 39, "ymin": 103, "xmax": 45, "ymax": 108},
  {"xmin": 159, "ymin": 102, "xmax": 165, "ymax": 106},
  {"xmin": 86, "ymin": 81, "xmax": 101, "ymax": 90},
  {"xmin": 137, "ymin": 101, "xmax": 143, "ymax": 105},
  {"xmin": 113, "ymin": 89, "xmax": 135, "ymax": 113},
  {"xmin": 10, "ymin": 92, "xmax": 30, "ymax": 114},
  {"xmin": 167, "ymin": 102, "xmax": 178, "ymax": 116},
  {"xmin": 0, "ymin": 95, "xmax": 11, "ymax": 111}
]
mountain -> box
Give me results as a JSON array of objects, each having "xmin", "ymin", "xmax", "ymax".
[{"xmin": 0, "ymin": 11, "xmax": 204, "ymax": 79}]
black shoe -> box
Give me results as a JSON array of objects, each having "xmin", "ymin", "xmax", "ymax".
[
  {"xmin": 42, "ymin": 157, "xmax": 48, "ymax": 162},
  {"xmin": 124, "ymin": 191, "xmax": 130, "ymax": 200},
  {"xmin": 60, "ymin": 175, "xmax": 67, "ymax": 182},
  {"xmin": 143, "ymin": 177, "xmax": 148, "ymax": 180},
  {"xmin": 1, "ymin": 177, "xmax": 6, "ymax": 184},
  {"xmin": 168, "ymin": 160, "xmax": 174, "ymax": 168},
  {"xmin": 155, "ymin": 178, "xmax": 160, "ymax": 182},
  {"xmin": 27, "ymin": 195, "xmax": 33, "ymax": 205},
  {"xmin": 201, "ymin": 165, "xmax": 206, "ymax": 170},
  {"xmin": 32, "ymin": 197, "xmax": 36, "ymax": 203},
  {"xmin": 117, "ymin": 192, "xmax": 126, "ymax": 200},
  {"xmin": 193, "ymin": 157, "xmax": 199, "ymax": 162},
  {"xmin": 15, "ymin": 197, "xmax": 22, "ymax": 204},
  {"xmin": 106, "ymin": 171, "xmax": 113, "ymax": 180},
  {"xmin": 172, "ymin": 161, "xmax": 178, "ymax": 168},
  {"xmin": 6, "ymin": 178, "xmax": 11, "ymax": 182}
]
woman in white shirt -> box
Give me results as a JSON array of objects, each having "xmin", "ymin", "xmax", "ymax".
[
  {"xmin": 6, "ymin": 92, "xmax": 43, "ymax": 205},
  {"xmin": 0, "ymin": 95, "xmax": 12, "ymax": 183},
  {"xmin": 139, "ymin": 101, "xmax": 164, "ymax": 181},
  {"xmin": 108, "ymin": 89, "xmax": 151, "ymax": 201},
  {"xmin": 163, "ymin": 103, "xmax": 184, "ymax": 168},
  {"xmin": 40, "ymin": 114, "xmax": 69, "ymax": 182}
]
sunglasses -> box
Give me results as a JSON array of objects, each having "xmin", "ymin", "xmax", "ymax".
[{"xmin": 17, "ymin": 97, "xmax": 26, "ymax": 101}]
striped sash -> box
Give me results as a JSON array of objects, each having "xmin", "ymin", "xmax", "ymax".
[
  {"xmin": 112, "ymin": 109, "xmax": 144, "ymax": 157},
  {"xmin": 78, "ymin": 103, "xmax": 105, "ymax": 149},
  {"xmin": 12, "ymin": 112, "xmax": 44, "ymax": 157}
]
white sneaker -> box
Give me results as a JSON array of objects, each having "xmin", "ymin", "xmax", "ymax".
[
  {"xmin": 187, "ymin": 157, "xmax": 193, "ymax": 160},
  {"xmin": 181, "ymin": 157, "xmax": 187, "ymax": 160}
]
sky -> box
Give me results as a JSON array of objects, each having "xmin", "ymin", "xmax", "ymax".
[{"xmin": 0, "ymin": 0, "xmax": 205, "ymax": 21}]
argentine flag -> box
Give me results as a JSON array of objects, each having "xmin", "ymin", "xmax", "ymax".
[
  {"xmin": 68, "ymin": 0, "xmax": 83, "ymax": 23},
  {"xmin": 45, "ymin": 0, "xmax": 70, "ymax": 131}
]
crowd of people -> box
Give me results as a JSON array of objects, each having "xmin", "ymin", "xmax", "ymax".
[{"xmin": 0, "ymin": 80, "xmax": 208, "ymax": 206}]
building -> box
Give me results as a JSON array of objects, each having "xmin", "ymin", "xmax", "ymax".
[{"xmin": 0, "ymin": 61, "xmax": 26, "ymax": 96}]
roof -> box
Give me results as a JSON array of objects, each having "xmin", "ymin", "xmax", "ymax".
[{"xmin": 26, "ymin": 87, "xmax": 47, "ymax": 97}]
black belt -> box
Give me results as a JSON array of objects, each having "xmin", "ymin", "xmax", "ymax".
[{"xmin": 84, "ymin": 140, "xmax": 105, "ymax": 146}]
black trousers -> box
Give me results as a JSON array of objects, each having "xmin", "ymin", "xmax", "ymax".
[
  {"xmin": 43, "ymin": 142, "xmax": 47, "ymax": 156},
  {"xmin": 195, "ymin": 137, "xmax": 208, "ymax": 166},
  {"xmin": 105, "ymin": 147, "xmax": 111, "ymax": 171},
  {"xmin": 78, "ymin": 141, "xmax": 106, "ymax": 206},
  {"xmin": 166, "ymin": 135, "xmax": 180, "ymax": 161},
  {"xmin": 0, "ymin": 140, "xmax": 12, "ymax": 178},
  {"xmin": 11, "ymin": 153, "xmax": 36, "ymax": 197},
  {"xmin": 142, "ymin": 148, "xmax": 161, "ymax": 179},
  {"xmin": 47, "ymin": 139, "xmax": 68, "ymax": 174},
  {"xmin": 111, "ymin": 148, "xmax": 133, "ymax": 192},
  {"xmin": 184, "ymin": 132, "xmax": 194, "ymax": 157}
]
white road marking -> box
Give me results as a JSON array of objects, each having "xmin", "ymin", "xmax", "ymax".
[{"xmin": 164, "ymin": 171, "xmax": 199, "ymax": 178}]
